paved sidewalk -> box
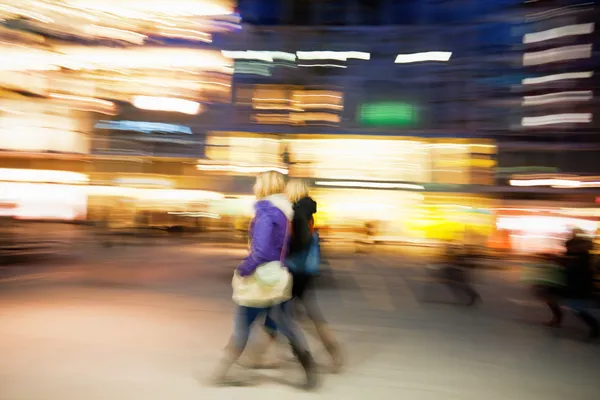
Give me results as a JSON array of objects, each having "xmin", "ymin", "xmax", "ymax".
[{"xmin": 1, "ymin": 284, "xmax": 599, "ymax": 400}]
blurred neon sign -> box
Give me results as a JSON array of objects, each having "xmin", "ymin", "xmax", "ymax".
[
  {"xmin": 95, "ymin": 120, "xmax": 192, "ymax": 134},
  {"xmin": 359, "ymin": 102, "xmax": 416, "ymax": 126}
]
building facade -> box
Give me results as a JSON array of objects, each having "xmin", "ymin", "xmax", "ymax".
[{"xmin": 1, "ymin": 0, "xmax": 599, "ymax": 250}]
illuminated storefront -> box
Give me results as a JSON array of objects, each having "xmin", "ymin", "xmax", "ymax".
[
  {"xmin": 413, "ymin": 194, "xmax": 495, "ymax": 242},
  {"xmin": 205, "ymin": 132, "xmax": 496, "ymax": 186},
  {"xmin": 307, "ymin": 188, "xmax": 495, "ymax": 242},
  {"xmin": 0, "ymin": 169, "xmax": 89, "ymax": 220},
  {"xmin": 288, "ymin": 138, "xmax": 430, "ymax": 182},
  {"xmin": 493, "ymin": 205, "xmax": 600, "ymax": 254},
  {"xmin": 204, "ymin": 133, "xmax": 287, "ymax": 173},
  {"xmin": 310, "ymin": 188, "xmax": 423, "ymax": 238},
  {"xmin": 0, "ymin": 182, "xmax": 88, "ymax": 220},
  {"xmin": 201, "ymin": 132, "xmax": 499, "ymax": 240},
  {"xmin": 86, "ymin": 184, "xmax": 224, "ymax": 228},
  {"xmin": 0, "ymin": 166, "xmax": 227, "ymax": 224},
  {"xmin": 0, "ymin": 98, "xmax": 92, "ymax": 153}
]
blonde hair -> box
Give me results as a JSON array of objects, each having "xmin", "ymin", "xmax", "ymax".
[
  {"xmin": 286, "ymin": 179, "xmax": 310, "ymax": 203},
  {"xmin": 253, "ymin": 171, "xmax": 286, "ymax": 199}
]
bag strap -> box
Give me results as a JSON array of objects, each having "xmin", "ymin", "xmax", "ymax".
[{"xmin": 279, "ymin": 220, "xmax": 291, "ymax": 263}]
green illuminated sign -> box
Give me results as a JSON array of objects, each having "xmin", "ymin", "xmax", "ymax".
[{"xmin": 359, "ymin": 102, "xmax": 417, "ymax": 126}]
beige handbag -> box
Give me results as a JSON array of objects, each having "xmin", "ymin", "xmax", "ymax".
[{"xmin": 232, "ymin": 222, "xmax": 293, "ymax": 308}]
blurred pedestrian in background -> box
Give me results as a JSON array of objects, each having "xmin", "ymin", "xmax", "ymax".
[
  {"xmin": 522, "ymin": 252, "xmax": 566, "ymax": 321},
  {"xmin": 553, "ymin": 229, "xmax": 598, "ymax": 340},
  {"xmin": 212, "ymin": 171, "xmax": 317, "ymax": 389},
  {"xmin": 259, "ymin": 179, "xmax": 343, "ymax": 373},
  {"xmin": 423, "ymin": 241, "xmax": 481, "ymax": 306},
  {"xmin": 526, "ymin": 229, "xmax": 598, "ymax": 340}
]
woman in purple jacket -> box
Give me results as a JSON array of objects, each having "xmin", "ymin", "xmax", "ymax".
[{"xmin": 213, "ymin": 171, "xmax": 317, "ymax": 389}]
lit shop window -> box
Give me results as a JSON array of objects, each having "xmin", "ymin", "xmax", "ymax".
[
  {"xmin": 0, "ymin": 101, "xmax": 90, "ymax": 153},
  {"xmin": 237, "ymin": 85, "xmax": 344, "ymax": 126},
  {"xmin": 205, "ymin": 135, "xmax": 284, "ymax": 168},
  {"xmin": 0, "ymin": 1, "xmax": 238, "ymax": 40},
  {"xmin": 287, "ymin": 138, "xmax": 430, "ymax": 182},
  {"xmin": 311, "ymin": 188, "xmax": 424, "ymax": 236},
  {"xmin": 427, "ymin": 143, "xmax": 496, "ymax": 185},
  {"xmin": 0, "ymin": 182, "xmax": 88, "ymax": 221},
  {"xmin": 0, "ymin": 44, "xmax": 233, "ymax": 104}
]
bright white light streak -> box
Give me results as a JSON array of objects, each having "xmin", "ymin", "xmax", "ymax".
[
  {"xmin": 523, "ymin": 23, "xmax": 594, "ymax": 44},
  {"xmin": 252, "ymin": 98, "xmax": 298, "ymax": 103},
  {"xmin": 59, "ymin": 47, "xmax": 230, "ymax": 72},
  {"xmin": 36, "ymin": 1, "xmax": 99, "ymax": 22},
  {"xmin": 221, "ymin": 51, "xmax": 296, "ymax": 62},
  {"xmin": 296, "ymin": 51, "xmax": 370, "ymax": 61},
  {"xmin": 526, "ymin": 3, "xmax": 594, "ymax": 21},
  {"xmin": 196, "ymin": 165, "xmax": 288, "ymax": 175},
  {"xmin": 222, "ymin": 50, "xmax": 272, "ymax": 62},
  {"xmin": 513, "ymin": 179, "xmax": 600, "ymax": 188},
  {"xmin": 522, "ymin": 71, "xmax": 593, "ymax": 85},
  {"xmin": 49, "ymin": 93, "xmax": 116, "ymax": 114},
  {"xmin": 521, "ymin": 113, "xmax": 592, "ymax": 126},
  {"xmin": 132, "ymin": 96, "xmax": 201, "ymax": 115},
  {"xmin": 395, "ymin": 51, "xmax": 452, "ymax": 63},
  {"xmin": 167, "ymin": 211, "xmax": 220, "ymax": 218},
  {"xmin": 82, "ymin": 24, "xmax": 147, "ymax": 44},
  {"xmin": 158, "ymin": 32, "xmax": 212, "ymax": 42},
  {"xmin": 523, "ymin": 44, "xmax": 592, "ymax": 66},
  {"xmin": 64, "ymin": 1, "xmax": 233, "ymax": 18},
  {"xmin": 114, "ymin": 177, "xmax": 174, "ymax": 187},
  {"xmin": 0, "ymin": 5, "xmax": 54, "ymax": 23},
  {"xmin": 269, "ymin": 52, "xmax": 297, "ymax": 62},
  {"xmin": 295, "ymin": 94, "xmax": 343, "ymax": 99},
  {"xmin": 315, "ymin": 181, "xmax": 424, "ymax": 190},
  {"xmin": 522, "ymin": 90, "xmax": 593, "ymax": 106},
  {"xmin": 297, "ymin": 64, "xmax": 347, "ymax": 68},
  {"xmin": 157, "ymin": 26, "xmax": 212, "ymax": 42},
  {"xmin": 576, "ymin": 182, "xmax": 600, "ymax": 188},
  {"xmin": 0, "ymin": 169, "xmax": 89, "ymax": 184},
  {"xmin": 253, "ymin": 105, "xmax": 303, "ymax": 111},
  {"xmin": 0, "ymin": 106, "xmax": 24, "ymax": 115},
  {"xmin": 300, "ymin": 103, "xmax": 344, "ymax": 109},
  {"xmin": 510, "ymin": 179, "xmax": 581, "ymax": 187},
  {"xmin": 497, "ymin": 216, "xmax": 596, "ymax": 234},
  {"xmin": 198, "ymin": 81, "xmax": 231, "ymax": 88}
]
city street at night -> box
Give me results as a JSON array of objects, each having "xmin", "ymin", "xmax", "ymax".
[
  {"xmin": 2, "ymin": 0, "xmax": 600, "ymax": 398},
  {"xmin": 1, "ymin": 245, "xmax": 599, "ymax": 400}
]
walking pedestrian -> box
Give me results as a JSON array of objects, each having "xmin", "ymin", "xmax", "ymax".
[
  {"xmin": 258, "ymin": 179, "xmax": 343, "ymax": 373},
  {"xmin": 544, "ymin": 229, "xmax": 598, "ymax": 340},
  {"xmin": 522, "ymin": 252, "xmax": 565, "ymax": 319},
  {"xmin": 426, "ymin": 241, "xmax": 481, "ymax": 306},
  {"xmin": 212, "ymin": 171, "xmax": 317, "ymax": 389}
]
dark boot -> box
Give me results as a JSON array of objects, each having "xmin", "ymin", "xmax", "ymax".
[
  {"xmin": 545, "ymin": 301, "xmax": 563, "ymax": 327},
  {"xmin": 575, "ymin": 311, "xmax": 599, "ymax": 341},
  {"xmin": 212, "ymin": 345, "xmax": 243, "ymax": 386},
  {"xmin": 315, "ymin": 323, "xmax": 344, "ymax": 373},
  {"xmin": 291, "ymin": 344, "xmax": 318, "ymax": 390},
  {"xmin": 465, "ymin": 286, "xmax": 482, "ymax": 307}
]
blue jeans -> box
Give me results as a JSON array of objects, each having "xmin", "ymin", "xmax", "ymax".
[
  {"xmin": 565, "ymin": 298, "xmax": 595, "ymax": 313},
  {"xmin": 232, "ymin": 303, "xmax": 307, "ymax": 351},
  {"xmin": 263, "ymin": 304, "xmax": 281, "ymax": 336},
  {"xmin": 264, "ymin": 274, "xmax": 325, "ymax": 335}
]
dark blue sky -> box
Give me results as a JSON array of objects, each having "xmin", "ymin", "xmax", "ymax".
[{"xmin": 237, "ymin": 0, "xmax": 522, "ymax": 26}]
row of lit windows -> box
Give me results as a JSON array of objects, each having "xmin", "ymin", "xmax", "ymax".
[{"xmin": 205, "ymin": 135, "xmax": 495, "ymax": 185}]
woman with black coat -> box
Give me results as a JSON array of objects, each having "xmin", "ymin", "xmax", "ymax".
[{"xmin": 259, "ymin": 179, "xmax": 343, "ymax": 372}]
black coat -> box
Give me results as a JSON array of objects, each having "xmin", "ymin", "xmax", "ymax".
[
  {"xmin": 564, "ymin": 237, "xmax": 594, "ymax": 298},
  {"xmin": 289, "ymin": 197, "xmax": 317, "ymax": 256}
]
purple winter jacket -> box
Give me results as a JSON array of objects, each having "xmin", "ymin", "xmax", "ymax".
[{"xmin": 237, "ymin": 194, "xmax": 294, "ymax": 277}]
